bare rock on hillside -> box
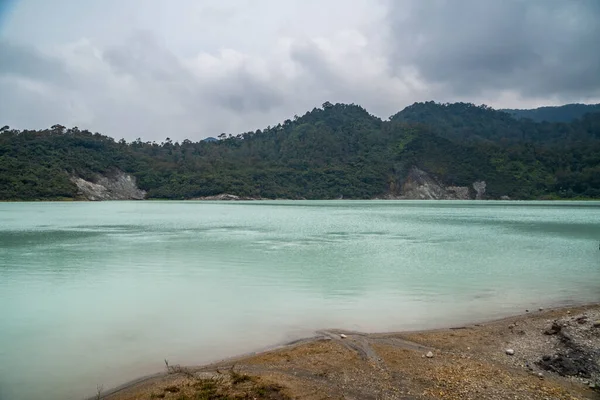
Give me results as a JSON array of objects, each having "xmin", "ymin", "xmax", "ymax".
[{"xmin": 71, "ymin": 171, "xmax": 146, "ymax": 201}]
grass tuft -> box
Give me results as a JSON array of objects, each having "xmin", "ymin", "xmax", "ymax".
[{"xmin": 157, "ymin": 359, "xmax": 289, "ymax": 399}]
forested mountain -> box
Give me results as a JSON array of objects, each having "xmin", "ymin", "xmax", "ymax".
[
  {"xmin": 502, "ymin": 103, "xmax": 600, "ymax": 123},
  {"xmin": 391, "ymin": 102, "xmax": 600, "ymax": 144},
  {"xmin": 1, "ymin": 101, "xmax": 599, "ymax": 201}
]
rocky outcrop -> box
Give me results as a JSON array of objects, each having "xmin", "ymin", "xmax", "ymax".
[
  {"xmin": 399, "ymin": 167, "xmax": 450, "ymax": 200},
  {"xmin": 473, "ymin": 181, "xmax": 487, "ymax": 200},
  {"xmin": 388, "ymin": 167, "xmax": 486, "ymax": 200},
  {"xmin": 536, "ymin": 311, "xmax": 600, "ymax": 386},
  {"xmin": 71, "ymin": 171, "xmax": 146, "ymax": 201},
  {"xmin": 446, "ymin": 186, "xmax": 470, "ymax": 200}
]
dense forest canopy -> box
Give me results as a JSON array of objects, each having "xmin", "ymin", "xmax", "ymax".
[
  {"xmin": 502, "ymin": 103, "xmax": 600, "ymax": 123},
  {"xmin": 1, "ymin": 101, "xmax": 599, "ymax": 200}
]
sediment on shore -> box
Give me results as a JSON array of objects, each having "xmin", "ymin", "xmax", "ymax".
[{"xmin": 94, "ymin": 304, "xmax": 600, "ymax": 400}]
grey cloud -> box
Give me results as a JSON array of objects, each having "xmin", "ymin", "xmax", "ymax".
[
  {"xmin": 387, "ymin": 0, "xmax": 600, "ymax": 99},
  {"xmin": 103, "ymin": 32, "xmax": 187, "ymax": 82},
  {"xmin": 198, "ymin": 58, "xmax": 286, "ymax": 114},
  {"xmin": 0, "ymin": 32, "xmax": 288, "ymax": 140},
  {"xmin": 209, "ymin": 70, "xmax": 284, "ymax": 113},
  {"xmin": 0, "ymin": 40, "xmax": 72, "ymax": 85},
  {"xmin": 287, "ymin": 39, "xmax": 408, "ymax": 116},
  {"xmin": 0, "ymin": 79, "xmax": 62, "ymax": 128},
  {"xmin": 288, "ymin": 39, "xmax": 348, "ymax": 95},
  {"xmin": 2, "ymin": 0, "xmax": 599, "ymax": 142},
  {"xmin": 103, "ymin": 32, "xmax": 284, "ymax": 114}
]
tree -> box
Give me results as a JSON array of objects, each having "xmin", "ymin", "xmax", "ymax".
[{"xmin": 51, "ymin": 124, "xmax": 66, "ymax": 134}]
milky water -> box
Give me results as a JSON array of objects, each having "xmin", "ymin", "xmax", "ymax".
[{"xmin": 1, "ymin": 201, "xmax": 599, "ymax": 400}]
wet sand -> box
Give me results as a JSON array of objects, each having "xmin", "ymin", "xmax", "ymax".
[{"xmin": 96, "ymin": 304, "xmax": 600, "ymax": 400}]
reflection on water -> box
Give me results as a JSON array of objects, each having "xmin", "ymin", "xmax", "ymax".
[{"xmin": 1, "ymin": 200, "xmax": 600, "ymax": 400}]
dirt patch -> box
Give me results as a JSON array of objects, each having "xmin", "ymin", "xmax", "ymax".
[{"xmin": 101, "ymin": 305, "xmax": 600, "ymax": 400}]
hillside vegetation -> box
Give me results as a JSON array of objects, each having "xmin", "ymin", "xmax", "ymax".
[
  {"xmin": 502, "ymin": 103, "xmax": 600, "ymax": 123},
  {"xmin": 1, "ymin": 101, "xmax": 599, "ymax": 200}
]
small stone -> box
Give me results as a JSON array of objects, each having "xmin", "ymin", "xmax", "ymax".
[
  {"xmin": 340, "ymin": 333, "xmax": 347, "ymax": 339},
  {"xmin": 426, "ymin": 351, "xmax": 434, "ymax": 358},
  {"xmin": 593, "ymin": 320, "xmax": 600, "ymax": 328},
  {"xmin": 566, "ymin": 310, "xmax": 571, "ymax": 314},
  {"xmin": 544, "ymin": 321, "xmax": 562, "ymax": 335},
  {"xmin": 589, "ymin": 382, "xmax": 596, "ymax": 389},
  {"xmin": 538, "ymin": 372, "xmax": 544, "ymax": 379},
  {"xmin": 539, "ymin": 307, "xmax": 544, "ymax": 312},
  {"xmin": 526, "ymin": 309, "xmax": 529, "ymax": 313},
  {"xmin": 505, "ymin": 349, "xmax": 515, "ymax": 356}
]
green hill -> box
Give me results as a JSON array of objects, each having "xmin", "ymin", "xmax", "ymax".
[{"xmin": 1, "ymin": 101, "xmax": 599, "ymax": 201}]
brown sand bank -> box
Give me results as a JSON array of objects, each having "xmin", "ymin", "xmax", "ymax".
[{"xmin": 100, "ymin": 305, "xmax": 600, "ymax": 400}]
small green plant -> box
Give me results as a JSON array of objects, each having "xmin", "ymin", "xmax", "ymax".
[{"xmin": 228, "ymin": 365, "xmax": 252, "ymax": 385}]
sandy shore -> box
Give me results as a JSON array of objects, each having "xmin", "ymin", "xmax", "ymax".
[{"xmin": 96, "ymin": 304, "xmax": 600, "ymax": 400}]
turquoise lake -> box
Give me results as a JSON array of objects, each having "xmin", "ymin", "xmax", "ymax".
[{"xmin": 1, "ymin": 200, "xmax": 599, "ymax": 400}]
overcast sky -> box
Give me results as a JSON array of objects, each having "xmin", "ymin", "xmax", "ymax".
[{"xmin": 1, "ymin": 0, "xmax": 599, "ymax": 141}]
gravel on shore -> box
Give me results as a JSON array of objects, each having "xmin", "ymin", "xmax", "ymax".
[{"xmin": 99, "ymin": 304, "xmax": 600, "ymax": 400}]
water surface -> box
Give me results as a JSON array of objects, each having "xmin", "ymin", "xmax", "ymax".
[{"xmin": 1, "ymin": 200, "xmax": 599, "ymax": 399}]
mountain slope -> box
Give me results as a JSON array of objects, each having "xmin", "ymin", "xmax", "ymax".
[
  {"xmin": 503, "ymin": 103, "xmax": 600, "ymax": 123},
  {"xmin": 391, "ymin": 101, "xmax": 600, "ymax": 145},
  {"xmin": 1, "ymin": 102, "xmax": 599, "ymax": 200}
]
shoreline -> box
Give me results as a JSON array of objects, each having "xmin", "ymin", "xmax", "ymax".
[
  {"xmin": 96, "ymin": 303, "xmax": 600, "ymax": 400},
  {"xmin": 3, "ymin": 198, "xmax": 600, "ymax": 204}
]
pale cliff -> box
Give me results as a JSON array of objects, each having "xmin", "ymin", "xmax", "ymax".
[
  {"xmin": 71, "ymin": 171, "xmax": 146, "ymax": 201},
  {"xmin": 387, "ymin": 166, "xmax": 487, "ymax": 200}
]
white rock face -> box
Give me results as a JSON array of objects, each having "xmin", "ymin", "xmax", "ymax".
[
  {"xmin": 71, "ymin": 171, "xmax": 146, "ymax": 201},
  {"xmin": 393, "ymin": 167, "xmax": 485, "ymax": 200},
  {"xmin": 473, "ymin": 181, "xmax": 487, "ymax": 200}
]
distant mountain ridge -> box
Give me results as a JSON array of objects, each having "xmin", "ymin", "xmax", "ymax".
[
  {"xmin": 502, "ymin": 103, "xmax": 600, "ymax": 123},
  {"xmin": 392, "ymin": 101, "xmax": 600, "ymax": 144},
  {"xmin": 1, "ymin": 101, "xmax": 599, "ymax": 201}
]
